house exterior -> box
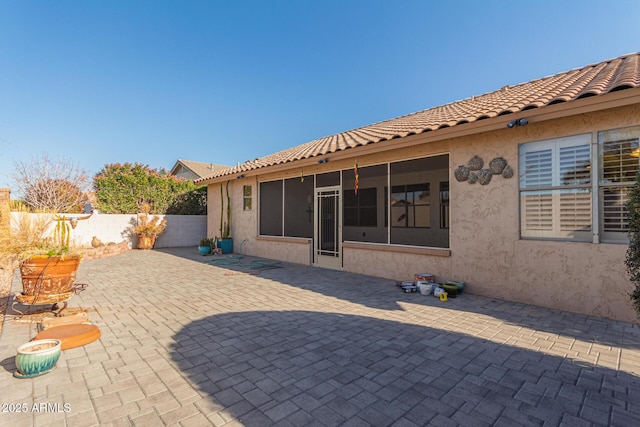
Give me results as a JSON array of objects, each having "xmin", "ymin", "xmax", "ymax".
[
  {"xmin": 197, "ymin": 53, "xmax": 640, "ymax": 322},
  {"xmin": 170, "ymin": 159, "xmax": 229, "ymax": 180}
]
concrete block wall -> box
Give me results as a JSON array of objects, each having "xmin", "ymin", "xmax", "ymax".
[
  {"xmin": 154, "ymin": 215, "xmax": 207, "ymax": 248},
  {"xmin": 9, "ymin": 212, "xmax": 206, "ymax": 249}
]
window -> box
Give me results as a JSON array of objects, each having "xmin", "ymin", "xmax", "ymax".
[
  {"xmin": 519, "ymin": 134, "xmax": 592, "ymax": 240},
  {"xmin": 344, "ymin": 188, "xmax": 377, "ymax": 227},
  {"xmin": 284, "ymin": 177, "xmax": 313, "ymax": 238},
  {"xmin": 599, "ymin": 126, "xmax": 640, "ymax": 242},
  {"xmin": 243, "ymin": 185, "xmax": 252, "ymax": 211},
  {"xmin": 440, "ymin": 182, "xmax": 449, "ymax": 229},
  {"xmin": 389, "ymin": 155, "xmax": 449, "ymax": 247},
  {"xmin": 259, "ymin": 181, "xmax": 283, "ymax": 236},
  {"xmin": 341, "ymin": 164, "xmax": 387, "ymax": 244},
  {"xmin": 391, "ymin": 184, "xmax": 430, "ymax": 228},
  {"xmin": 259, "ymin": 176, "xmax": 313, "ymax": 238},
  {"xmin": 519, "ymin": 126, "xmax": 640, "ymax": 243}
]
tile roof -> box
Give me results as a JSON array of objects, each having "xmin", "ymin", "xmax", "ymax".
[
  {"xmin": 197, "ymin": 52, "xmax": 640, "ymax": 182},
  {"xmin": 172, "ymin": 160, "xmax": 230, "ymax": 178}
]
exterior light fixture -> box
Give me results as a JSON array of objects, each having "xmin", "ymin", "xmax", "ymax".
[
  {"xmin": 507, "ymin": 118, "xmax": 528, "ymax": 128},
  {"xmin": 237, "ymin": 174, "xmax": 245, "ymax": 179},
  {"xmin": 317, "ymin": 158, "xmax": 329, "ymax": 164}
]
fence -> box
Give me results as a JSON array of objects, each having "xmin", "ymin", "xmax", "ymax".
[{"xmin": 9, "ymin": 212, "xmax": 206, "ymax": 249}]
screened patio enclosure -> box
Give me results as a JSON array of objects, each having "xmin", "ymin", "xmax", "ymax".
[{"xmin": 259, "ymin": 154, "xmax": 450, "ymax": 267}]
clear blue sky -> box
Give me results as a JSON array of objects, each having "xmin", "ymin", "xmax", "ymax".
[{"xmin": 1, "ymin": 0, "xmax": 639, "ymax": 190}]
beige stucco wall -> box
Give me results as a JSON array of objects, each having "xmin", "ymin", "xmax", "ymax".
[
  {"xmin": 208, "ymin": 103, "xmax": 640, "ymax": 322},
  {"xmin": 446, "ymin": 105, "xmax": 640, "ymax": 322},
  {"xmin": 207, "ymin": 177, "xmax": 312, "ymax": 264}
]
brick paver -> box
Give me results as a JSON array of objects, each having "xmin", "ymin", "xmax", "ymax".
[{"xmin": 1, "ymin": 248, "xmax": 640, "ymax": 426}]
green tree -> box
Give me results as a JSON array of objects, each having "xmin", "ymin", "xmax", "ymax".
[
  {"xmin": 93, "ymin": 163, "xmax": 206, "ymax": 214},
  {"xmin": 167, "ymin": 186, "xmax": 207, "ymax": 215}
]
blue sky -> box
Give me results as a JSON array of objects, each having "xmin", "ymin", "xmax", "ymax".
[{"xmin": 1, "ymin": 0, "xmax": 639, "ymax": 190}]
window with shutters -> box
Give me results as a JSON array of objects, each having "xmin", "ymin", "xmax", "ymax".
[
  {"xmin": 599, "ymin": 126, "xmax": 640, "ymax": 243},
  {"xmin": 519, "ymin": 126, "xmax": 640, "ymax": 244},
  {"xmin": 519, "ymin": 134, "xmax": 592, "ymax": 241}
]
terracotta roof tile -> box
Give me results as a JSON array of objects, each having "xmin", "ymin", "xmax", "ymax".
[
  {"xmin": 172, "ymin": 160, "xmax": 230, "ymax": 178},
  {"xmin": 197, "ymin": 53, "xmax": 640, "ymax": 182}
]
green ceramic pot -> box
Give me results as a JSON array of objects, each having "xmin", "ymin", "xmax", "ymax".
[
  {"xmin": 443, "ymin": 284, "xmax": 458, "ymax": 298},
  {"xmin": 14, "ymin": 339, "xmax": 62, "ymax": 378}
]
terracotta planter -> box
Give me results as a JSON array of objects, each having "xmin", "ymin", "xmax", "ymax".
[
  {"xmin": 137, "ymin": 235, "xmax": 156, "ymax": 250},
  {"xmin": 20, "ymin": 256, "xmax": 80, "ymax": 296}
]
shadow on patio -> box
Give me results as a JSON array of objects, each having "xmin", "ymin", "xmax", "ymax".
[
  {"xmin": 159, "ymin": 247, "xmax": 640, "ymax": 351},
  {"xmin": 170, "ymin": 310, "xmax": 640, "ymax": 426}
]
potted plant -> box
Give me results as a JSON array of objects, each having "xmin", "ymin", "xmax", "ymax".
[
  {"xmin": 132, "ymin": 204, "xmax": 167, "ymax": 250},
  {"xmin": 19, "ymin": 215, "xmax": 84, "ymax": 297},
  {"xmin": 0, "ymin": 211, "xmax": 85, "ymax": 302},
  {"xmin": 217, "ymin": 182, "xmax": 233, "ymax": 254},
  {"xmin": 198, "ymin": 237, "xmax": 212, "ymax": 256}
]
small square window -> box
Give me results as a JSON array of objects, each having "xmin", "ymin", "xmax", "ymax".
[{"xmin": 243, "ymin": 185, "xmax": 252, "ymax": 211}]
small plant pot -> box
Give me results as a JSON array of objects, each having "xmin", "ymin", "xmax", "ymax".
[
  {"xmin": 137, "ymin": 235, "xmax": 156, "ymax": 250},
  {"xmin": 216, "ymin": 238, "xmax": 233, "ymax": 254},
  {"xmin": 446, "ymin": 280, "xmax": 465, "ymax": 294},
  {"xmin": 14, "ymin": 339, "xmax": 62, "ymax": 379},
  {"xmin": 198, "ymin": 245, "xmax": 211, "ymax": 256},
  {"xmin": 443, "ymin": 284, "xmax": 458, "ymax": 298},
  {"xmin": 417, "ymin": 282, "xmax": 434, "ymax": 295}
]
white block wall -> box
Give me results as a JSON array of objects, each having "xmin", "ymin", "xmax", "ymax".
[
  {"xmin": 154, "ymin": 215, "xmax": 207, "ymax": 248},
  {"xmin": 10, "ymin": 212, "xmax": 206, "ymax": 248}
]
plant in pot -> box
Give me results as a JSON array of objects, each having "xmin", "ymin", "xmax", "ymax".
[
  {"xmin": 198, "ymin": 237, "xmax": 213, "ymax": 256},
  {"xmin": 0, "ymin": 211, "xmax": 85, "ymax": 306},
  {"xmin": 132, "ymin": 204, "xmax": 167, "ymax": 250},
  {"xmin": 217, "ymin": 181, "xmax": 233, "ymax": 254}
]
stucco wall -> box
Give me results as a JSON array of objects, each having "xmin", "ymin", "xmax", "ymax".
[
  {"xmin": 208, "ymin": 179, "xmax": 256, "ymax": 255},
  {"xmin": 207, "ymin": 104, "xmax": 640, "ymax": 322}
]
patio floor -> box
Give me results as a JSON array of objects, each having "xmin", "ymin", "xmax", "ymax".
[{"xmin": 1, "ymin": 248, "xmax": 640, "ymax": 426}]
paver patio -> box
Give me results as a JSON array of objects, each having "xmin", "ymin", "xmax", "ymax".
[{"xmin": 1, "ymin": 248, "xmax": 640, "ymax": 426}]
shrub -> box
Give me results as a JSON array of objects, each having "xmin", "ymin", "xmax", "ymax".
[
  {"xmin": 130, "ymin": 204, "xmax": 167, "ymax": 237},
  {"xmin": 625, "ymin": 171, "xmax": 640, "ymax": 321},
  {"xmin": 93, "ymin": 163, "xmax": 206, "ymax": 214}
]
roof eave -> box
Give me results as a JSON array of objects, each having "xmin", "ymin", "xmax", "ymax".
[{"xmin": 197, "ymin": 87, "xmax": 640, "ymax": 185}]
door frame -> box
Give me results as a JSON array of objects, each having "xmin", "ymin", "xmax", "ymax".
[{"xmin": 313, "ymin": 185, "xmax": 342, "ymax": 269}]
